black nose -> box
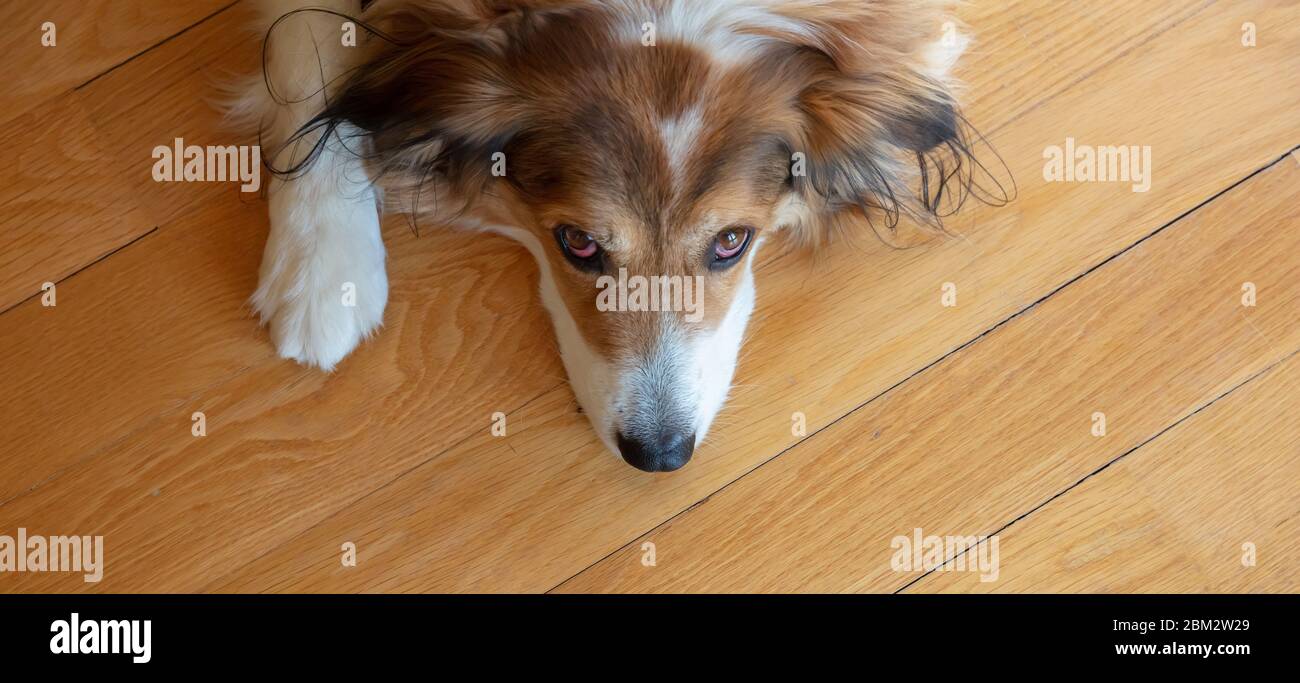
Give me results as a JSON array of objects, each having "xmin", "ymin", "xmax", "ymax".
[{"xmin": 617, "ymin": 430, "xmax": 696, "ymax": 472}]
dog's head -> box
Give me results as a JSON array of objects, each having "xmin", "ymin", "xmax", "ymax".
[{"xmin": 295, "ymin": 0, "xmax": 985, "ymax": 471}]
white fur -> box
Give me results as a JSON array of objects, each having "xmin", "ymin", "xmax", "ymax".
[
  {"xmin": 484, "ymin": 225, "xmax": 621, "ymax": 455},
  {"xmin": 690, "ymin": 243, "xmax": 758, "ymax": 444},
  {"xmin": 242, "ymin": 0, "xmax": 386, "ymax": 371},
  {"xmin": 617, "ymin": 0, "xmax": 817, "ymax": 64},
  {"xmin": 613, "ymin": 320, "xmax": 693, "ymax": 445},
  {"xmin": 607, "ymin": 251, "xmax": 757, "ymax": 451},
  {"xmin": 251, "ymin": 126, "xmax": 386, "ymax": 371},
  {"xmin": 658, "ymin": 108, "xmax": 706, "ymax": 187},
  {"xmin": 921, "ymin": 28, "xmax": 969, "ymax": 81}
]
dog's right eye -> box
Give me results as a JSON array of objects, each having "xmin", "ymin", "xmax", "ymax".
[{"xmin": 555, "ymin": 225, "xmax": 602, "ymax": 270}]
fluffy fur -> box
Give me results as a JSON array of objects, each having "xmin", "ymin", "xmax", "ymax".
[{"xmin": 240, "ymin": 0, "xmax": 1002, "ymax": 470}]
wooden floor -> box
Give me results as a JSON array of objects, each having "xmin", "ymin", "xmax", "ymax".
[{"xmin": 1, "ymin": 0, "xmax": 1297, "ymax": 593}]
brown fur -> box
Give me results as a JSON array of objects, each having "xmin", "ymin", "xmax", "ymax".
[{"xmin": 271, "ymin": 0, "xmax": 983, "ymax": 357}]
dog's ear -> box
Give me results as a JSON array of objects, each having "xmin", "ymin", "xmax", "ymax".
[
  {"xmin": 271, "ymin": 1, "xmax": 546, "ymax": 199},
  {"xmin": 753, "ymin": 1, "xmax": 1005, "ymax": 244},
  {"xmin": 794, "ymin": 67, "xmax": 965, "ymax": 225}
]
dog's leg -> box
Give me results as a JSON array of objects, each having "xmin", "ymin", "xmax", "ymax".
[
  {"xmin": 253, "ymin": 124, "xmax": 386, "ymax": 371},
  {"xmin": 241, "ymin": 0, "xmax": 386, "ymax": 371}
]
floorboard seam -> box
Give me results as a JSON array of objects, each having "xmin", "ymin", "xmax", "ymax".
[
  {"xmin": 0, "ymin": 226, "xmax": 159, "ymax": 318},
  {"xmin": 894, "ymin": 347, "xmax": 1299, "ymax": 594},
  {"xmin": 74, "ymin": 2, "xmax": 240, "ymax": 91}
]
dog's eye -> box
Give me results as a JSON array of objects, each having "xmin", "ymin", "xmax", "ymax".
[
  {"xmin": 712, "ymin": 226, "xmax": 752, "ymax": 265},
  {"xmin": 557, "ymin": 225, "xmax": 600, "ymax": 260}
]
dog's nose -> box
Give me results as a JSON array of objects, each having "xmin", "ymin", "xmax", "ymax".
[{"xmin": 616, "ymin": 430, "xmax": 696, "ymax": 472}]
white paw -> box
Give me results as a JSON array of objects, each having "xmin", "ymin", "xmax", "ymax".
[
  {"xmin": 251, "ymin": 137, "xmax": 387, "ymax": 372},
  {"xmin": 251, "ymin": 240, "xmax": 387, "ymax": 372}
]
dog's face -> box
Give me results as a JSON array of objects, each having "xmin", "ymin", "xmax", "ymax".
[
  {"xmin": 492, "ymin": 37, "xmax": 815, "ymax": 470},
  {"xmin": 307, "ymin": 0, "xmax": 975, "ymax": 470}
]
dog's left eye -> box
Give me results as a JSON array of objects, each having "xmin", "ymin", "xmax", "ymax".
[
  {"xmin": 557, "ymin": 224, "xmax": 600, "ymax": 258},
  {"xmin": 555, "ymin": 224, "xmax": 608, "ymax": 274},
  {"xmin": 711, "ymin": 226, "xmax": 752, "ymax": 265}
]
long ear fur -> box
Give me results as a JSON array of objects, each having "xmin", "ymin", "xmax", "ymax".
[
  {"xmin": 758, "ymin": 0, "xmax": 1011, "ymax": 244},
  {"xmin": 266, "ymin": 1, "xmax": 591, "ymax": 220}
]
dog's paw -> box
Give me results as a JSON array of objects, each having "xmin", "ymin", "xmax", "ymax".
[
  {"xmin": 251, "ymin": 261, "xmax": 387, "ymax": 372},
  {"xmin": 251, "ymin": 180, "xmax": 387, "ymax": 372}
]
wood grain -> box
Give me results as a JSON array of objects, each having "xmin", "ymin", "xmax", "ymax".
[
  {"xmin": 954, "ymin": 0, "xmax": 1210, "ymax": 135},
  {"xmin": 0, "ymin": 3, "xmax": 565, "ymax": 506},
  {"xmin": 910, "ymin": 354, "xmax": 1300, "ymax": 593},
  {"xmin": 0, "ymin": 1, "xmax": 236, "ymax": 312},
  {"xmin": 0, "ymin": 95, "xmax": 152, "ymax": 312},
  {"xmin": 75, "ymin": 2, "xmax": 265, "ymax": 228},
  {"xmin": 0, "ymin": 0, "xmax": 232, "ymax": 126}
]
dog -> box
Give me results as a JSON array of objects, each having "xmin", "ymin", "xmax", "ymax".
[{"xmin": 237, "ymin": 0, "xmax": 991, "ymax": 472}]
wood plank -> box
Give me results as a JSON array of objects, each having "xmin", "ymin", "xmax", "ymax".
[
  {"xmin": 73, "ymin": 2, "xmax": 264, "ymax": 229},
  {"xmin": 556, "ymin": 159, "xmax": 1300, "ymax": 593},
  {"xmin": 954, "ymin": 0, "xmax": 1209, "ymax": 135},
  {"xmin": 0, "ymin": 1, "xmax": 237, "ymax": 313},
  {"xmin": 910, "ymin": 355, "xmax": 1300, "ymax": 593},
  {"xmin": 0, "ymin": 95, "xmax": 153, "ymax": 312},
  {"xmin": 214, "ymin": 2, "xmax": 1298, "ymax": 592},
  {"xmin": 0, "ymin": 0, "xmax": 232, "ymax": 126}
]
